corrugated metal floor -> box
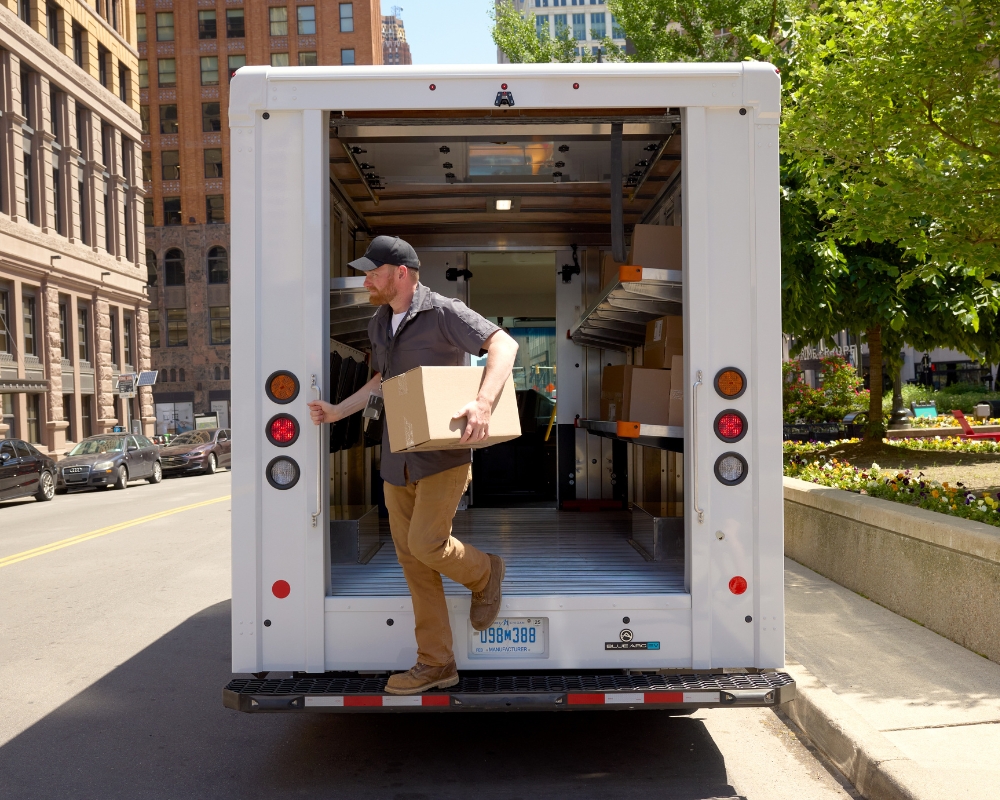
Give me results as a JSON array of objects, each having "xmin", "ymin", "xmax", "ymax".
[{"xmin": 329, "ymin": 508, "xmax": 686, "ymax": 597}]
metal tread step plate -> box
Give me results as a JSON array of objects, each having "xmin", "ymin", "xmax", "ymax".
[{"xmin": 224, "ymin": 672, "xmax": 795, "ymax": 713}]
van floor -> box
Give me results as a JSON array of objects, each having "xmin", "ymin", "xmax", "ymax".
[{"xmin": 329, "ymin": 508, "xmax": 686, "ymax": 597}]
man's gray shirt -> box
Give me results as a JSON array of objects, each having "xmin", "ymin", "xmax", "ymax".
[{"xmin": 369, "ymin": 283, "xmax": 499, "ymax": 486}]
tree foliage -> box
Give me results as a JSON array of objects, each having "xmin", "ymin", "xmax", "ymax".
[{"xmin": 491, "ymin": 1, "xmax": 586, "ymax": 64}]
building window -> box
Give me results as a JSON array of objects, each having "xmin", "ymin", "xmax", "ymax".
[
  {"xmin": 1, "ymin": 395, "xmax": 13, "ymax": 436},
  {"xmin": 590, "ymin": 12, "xmax": 606, "ymax": 38},
  {"xmin": 215, "ymin": 366, "xmax": 221, "ymax": 380},
  {"xmin": 58, "ymin": 300, "xmax": 68, "ymax": 359},
  {"xmin": 146, "ymin": 249, "xmax": 157, "ymax": 285},
  {"xmin": 164, "ymin": 249, "xmax": 185, "ymax": 284},
  {"xmin": 202, "ymin": 102, "xmax": 222, "ymax": 132},
  {"xmin": 179, "ymin": 368, "xmax": 185, "ymax": 382},
  {"xmin": 156, "ymin": 104, "xmax": 178, "ymax": 135},
  {"xmin": 210, "ymin": 306, "xmax": 230, "ymax": 345},
  {"xmin": 341, "ymin": 49, "xmax": 355, "ymax": 65},
  {"xmin": 206, "ymin": 195, "xmax": 225, "ymax": 224},
  {"xmin": 611, "ymin": 14, "xmax": 624, "ymax": 38},
  {"xmin": 554, "ymin": 14, "xmax": 567, "ymax": 36},
  {"xmin": 143, "ymin": 198, "xmax": 153, "ymax": 225},
  {"xmin": 138, "ymin": 59, "xmax": 149, "ymax": 89},
  {"xmin": 536, "ymin": 15, "xmax": 549, "ymax": 38},
  {"xmin": 26, "ymin": 394, "xmax": 40, "ymax": 443},
  {"xmin": 228, "ymin": 55, "xmax": 246, "ymax": 81},
  {"xmin": 149, "ymin": 308, "xmax": 160, "ymax": 348},
  {"xmin": 198, "ymin": 10, "xmax": 217, "ymax": 39},
  {"xmin": 226, "ymin": 9, "xmax": 245, "ymax": 38},
  {"xmin": 73, "ymin": 25, "xmax": 83, "ymax": 67},
  {"xmin": 163, "ymin": 197, "xmax": 181, "ymax": 225},
  {"xmin": 161, "ymin": 150, "xmax": 180, "ymax": 180},
  {"xmin": 200, "ymin": 57, "xmax": 219, "ymax": 86},
  {"xmin": 0, "ymin": 290, "xmax": 9, "ymax": 354},
  {"xmin": 572, "ymin": 13, "xmax": 586, "ymax": 39},
  {"xmin": 81, "ymin": 395, "xmax": 92, "ymax": 438},
  {"xmin": 204, "ymin": 149, "xmax": 223, "ymax": 178},
  {"xmin": 124, "ymin": 317, "xmax": 133, "ymax": 366},
  {"xmin": 269, "ymin": 7, "xmax": 288, "ymax": 36},
  {"xmin": 141, "ymin": 150, "xmax": 152, "ymax": 181},
  {"xmin": 18, "ymin": 0, "xmax": 29, "ymax": 24},
  {"xmin": 270, "ymin": 53, "xmax": 289, "ymax": 67},
  {"xmin": 156, "ymin": 12, "xmax": 174, "ymax": 41},
  {"xmin": 118, "ymin": 64, "xmax": 128, "ymax": 103},
  {"xmin": 23, "ymin": 295, "xmax": 36, "ymax": 356},
  {"xmin": 167, "ymin": 309, "xmax": 188, "ymax": 347},
  {"xmin": 78, "ymin": 305, "xmax": 89, "ymax": 361},
  {"xmin": 98, "ymin": 46, "xmax": 109, "ymax": 88},
  {"xmin": 139, "ymin": 105, "xmax": 149, "ymax": 134},
  {"xmin": 137, "ymin": 12, "xmax": 146, "ymax": 42},
  {"xmin": 52, "ymin": 157, "xmax": 62, "ymax": 235},
  {"xmin": 208, "ymin": 246, "xmax": 229, "ymax": 284},
  {"xmin": 169, "ymin": 368, "xmax": 175, "ymax": 382},
  {"xmin": 298, "ymin": 51, "xmax": 317, "ymax": 66},
  {"xmin": 63, "ymin": 394, "xmax": 73, "ymax": 443},
  {"xmin": 23, "ymin": 136, "xmax": 34, "ymax": 225},
  {"xmin": 223, "ymin": 366, "xmax": 229, "ymax": 380},
  {"xmin": 47, "ymin": 5, "xmax": 58, "ymax": 47},
  {"xmin": 339, "ymin": 3, "xmax": 353, "ymax": 32},
  {"xmin": 109, "ymin": 312, "xmax": 119, "ymax": 366},
  {"xmin": 298, "ymin": 5, "xmax": 316, "ymax": 34},
  {"xmin": 158, "ymin": 59, "xmax": 176, "ymax": 88}
]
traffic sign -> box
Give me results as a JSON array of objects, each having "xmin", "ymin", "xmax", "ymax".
[{"xmin": 117, "ymin": 373, "xmax": 137, "ymax": 398}]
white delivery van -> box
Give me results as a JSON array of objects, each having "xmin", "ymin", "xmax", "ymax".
[{"xmin": 224, "ymin": 63, "xmax": 793, "ymax": 713}]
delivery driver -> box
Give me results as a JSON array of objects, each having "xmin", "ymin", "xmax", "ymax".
[{"xmin": 308, "ymin": 236, "xmax": 519, "ymax": 695}]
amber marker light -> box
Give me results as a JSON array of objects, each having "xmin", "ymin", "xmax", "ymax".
[
  {"xmin": 266, "ymin": 370, "xmax": 299, "ymax": 404},
  {"xmin": 714, "ymin": 367, "xmax": 746, "ymax": 399}
]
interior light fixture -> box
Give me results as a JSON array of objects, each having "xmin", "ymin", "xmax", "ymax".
[{"xmin": 495, "ymin": 199, "xmax": 513, "ymax": 211}]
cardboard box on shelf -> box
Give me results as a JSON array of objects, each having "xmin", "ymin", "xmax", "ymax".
[
  {"xmin": 382, "ymin": 366, "xmax": 521, "ymax": 453},
  {"xmin": 601, "ymin": 252, "xmax": 627, "ymax": 289},
  {"xmin": 628, "ymin": 224, "xmax": 683, "ymax": 271},
  {"xmin": 600, "ymin": 365, "xmax": 672, "ymax": 425},
  {"xmin": 643, "ymin": 316, "xmax": 683, "ymax": 369},
  {"xmin": 668, "ymin": 355, "xmax": 684, "ymax": 427}
]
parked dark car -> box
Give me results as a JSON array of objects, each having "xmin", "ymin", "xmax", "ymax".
[
  {"xmin": 160, "ymin": 429, "xmax": 232, "ymax": 476},
  {"xmin": 55, "ymin": 434, "xmax": 162, "ymax": 493},
  {"xmin": 0, "ymin": 439, "xmax": 57, "ymax": 502}
]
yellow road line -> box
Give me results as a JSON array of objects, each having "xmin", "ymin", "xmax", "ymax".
[{"xmin": 0, "ymin": 495, "xmax": 232, "ymax": 569}]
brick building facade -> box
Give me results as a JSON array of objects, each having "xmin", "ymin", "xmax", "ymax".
[
  {"xmin": 381, "ymin": 12, "xmax": 411, "ymax": 65},
  {"xmin": 1, "ymin": 1, "xmax": 151, "ymax": 452},
  {"xmin": 139, "ymin": 0, "xmax": 382, "ymax": 433}
]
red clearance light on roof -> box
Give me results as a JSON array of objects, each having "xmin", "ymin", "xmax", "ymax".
[
  {"xmin": 267, "ymin": 414, "xmax": 299, "ymax": 446},
  {"xmin": 501, "ymin": 83, "xmax": 508, "ymax": 90},
  {"xmin": 573, "ymin": 82, "xmax": 580, "ymax": 89},
  {"xmin": 429, "ymin": 83, "xmax": 436, "ymax": 91},
  {"xmin": 729, "ymin": 576, "xmax": 748, "ymax": 595}
]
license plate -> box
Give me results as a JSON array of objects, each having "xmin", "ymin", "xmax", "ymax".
[{"xmin": 469, "ymin": 617, "xmax": 547, "ymax": 658}]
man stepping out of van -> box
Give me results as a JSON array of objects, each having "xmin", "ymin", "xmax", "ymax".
[{"xmin": 308, "ymin": 236, "xmax": 519, "ymax": 695}]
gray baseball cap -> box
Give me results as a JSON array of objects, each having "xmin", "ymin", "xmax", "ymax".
[{"xmin": 348, "ymin": 236, "xmax": 420, "ymax": 272}]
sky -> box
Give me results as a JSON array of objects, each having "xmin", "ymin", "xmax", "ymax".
[{"xmin": 383, "ymin": 0, "xmax": 498, "ymax": 65}]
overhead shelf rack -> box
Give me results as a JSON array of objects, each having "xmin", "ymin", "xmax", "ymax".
[
  {"xmin": 569, "ymin": 267, "xmax": 682, "ymax": 351},
  {"xmin": 330, "ymin": 276, "xmax": 377, "ymax": 348},
  {"xmin": 578, "ymin": 419, "xmax": 684, "ymax": 452}
]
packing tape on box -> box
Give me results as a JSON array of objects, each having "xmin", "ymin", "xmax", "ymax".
[
  {"xmin": 670, "ymin": 390, "xmax": 683, "ymax": 400},
  {"xmin": 404, "ymin": 418, "xmax": 415, "ymax": 449},
  {"xmin": 397, "ymin": 374, "xmax": 408, "ymax": 395}
]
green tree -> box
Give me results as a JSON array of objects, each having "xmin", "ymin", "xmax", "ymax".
[{"xmin": 491, "ymin": 1, "xmax": 580, "ymax": 64}]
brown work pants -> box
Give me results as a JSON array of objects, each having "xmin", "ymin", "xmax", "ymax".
[{"xmin": 383, "ymin": 463, "xmax": 491, "ymax": 667}]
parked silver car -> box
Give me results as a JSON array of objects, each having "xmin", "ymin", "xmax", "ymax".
[{"xmin": 55, "ymin": 434, "xmax": 162, "ymax": 493}]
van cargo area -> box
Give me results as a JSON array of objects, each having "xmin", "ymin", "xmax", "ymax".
[{"xmin": 227, "ymin": 64, "xmax": 789, "ymax": 712}]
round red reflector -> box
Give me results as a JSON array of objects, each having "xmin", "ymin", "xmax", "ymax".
[
  {"xmin": 272, "ymin": 580, "xmax": 290, "ymax": 599},
  {"xmin": 729, "ymin": 576, "xmax": 747, "ymax": 595},
  {"xmin": 429, "ymin": 83, "xmax": 436, "ymax": 90},
  {"xmin": 573, "ymin": 82, "xmax": 580, "ymax": 89},
  {"xmin": 718, "ymin": 413, "xmax": 743, "ymax": 439},
  {"xmin": 501, "ymin": 83, "xmax": 508, "ymax": 89},
  {"xmin": 266, "ymin": 414, "xmax": 299, "ymax": 447}
]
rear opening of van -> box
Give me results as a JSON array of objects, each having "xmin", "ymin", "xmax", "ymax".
[{"xmin": 225, "ymin": 64, "xmax": 792, "ymax": 713}]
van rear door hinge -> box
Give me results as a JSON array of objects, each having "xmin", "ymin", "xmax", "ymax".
[{"xmin": 495, "ymin": 91, "xmax": 515, "ymax": 108}]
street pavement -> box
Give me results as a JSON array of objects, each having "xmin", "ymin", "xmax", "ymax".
[
  {"xmin": 0, "ymin": 473, "xmax": 856, "ymax": 800},
  {"xmin": 786, "ymin": 558, "xmax": 1000, "ymax": 800}
]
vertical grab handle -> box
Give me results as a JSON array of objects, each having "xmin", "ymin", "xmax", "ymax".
[
  {"xmin": 692, "ymin": 369, "xmax": 705, "ymax": 524},
  {"xmin": 310, "ymin": 374, "xmax": 322, "ymax": 529}
]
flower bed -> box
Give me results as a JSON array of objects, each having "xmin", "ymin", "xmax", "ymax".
[
  {"xmin": 784, "ymin": 436, "xmax": 1000, "ymax": 457},
  {"xmin": 784, "ymin": 450, "xmax": 1000, "ymax": 527},
  {"xmin": 906, "ymin": 414, "xmax": 1000, "ymax": 428}
]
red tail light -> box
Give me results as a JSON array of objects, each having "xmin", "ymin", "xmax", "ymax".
[
  {"xmin": 267, "ymin": 414, "xmax": 299, "ymax": 446},
  {"xmin": 714, "ymin": 409, "xmax": 747, "ymax": 442}
]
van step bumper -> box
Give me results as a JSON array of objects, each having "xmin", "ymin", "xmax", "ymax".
[{"xmin": 224, "ymin": 672, "xmax": 795, "ymax": 713}]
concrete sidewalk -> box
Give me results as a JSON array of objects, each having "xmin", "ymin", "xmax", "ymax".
[{"xmin": 783, "ymin": 557, "xmax": 1000, "ymax": 800}]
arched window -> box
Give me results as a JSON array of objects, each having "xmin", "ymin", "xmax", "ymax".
[
  {"xmin": 214, "ymin": 365, "xmax": 221, "ymax": 380},
  {"xmin": 179, "ymin": 367, "xmax": 185, "ymax": 382},
  {"xmin": 161, "ymin": 369, "xmax": 169, "ymax": 382},
  {"xmin": 223, "ymin": 366, "xmax": 229, "ymax": 380},
  {"xmin": 169, "ymin": 368, "xmax": 176, "ymax": 382},
  {"xmin": 164, "ymin": 248, "xmax": 185, "ymax": 285},
  {"xmin": 146, "ymin": 249, "xmax": 158, "ymax": 286},
  {"xmin": 207, "ymin": 246, "xmax": 229, "ymax": 284}
]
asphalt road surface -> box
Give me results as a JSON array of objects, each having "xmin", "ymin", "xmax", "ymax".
[{"xmin": 0, "ymin": 472, "xmax": 858, "ymax": 800}]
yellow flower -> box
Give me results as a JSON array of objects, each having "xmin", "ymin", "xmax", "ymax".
[{"xmin": 931, "ymin": 490, "xmax": 939, "ymax": 498}]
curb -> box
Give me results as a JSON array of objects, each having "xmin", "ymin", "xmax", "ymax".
[{"xmin": 781, "ymin": 662, "xmax": 932, "ymax": 800}]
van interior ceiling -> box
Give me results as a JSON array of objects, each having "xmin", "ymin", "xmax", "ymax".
[{"xmin": 324, "ymin": 107, "xmax": 685, "ymax": 597}]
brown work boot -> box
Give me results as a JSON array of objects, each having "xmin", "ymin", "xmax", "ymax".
[
  {"xmin": 470, "ymin": 553, "xmax": 506, "ymax": 632},
  {"xmin": 384, "ymin": 661, "xmax": 459, "ymax": 696}
]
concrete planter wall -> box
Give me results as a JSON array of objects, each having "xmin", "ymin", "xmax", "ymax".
[{"xmin": 784, "ymin": 477, "xmax": 1000, "ymax": 664}]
